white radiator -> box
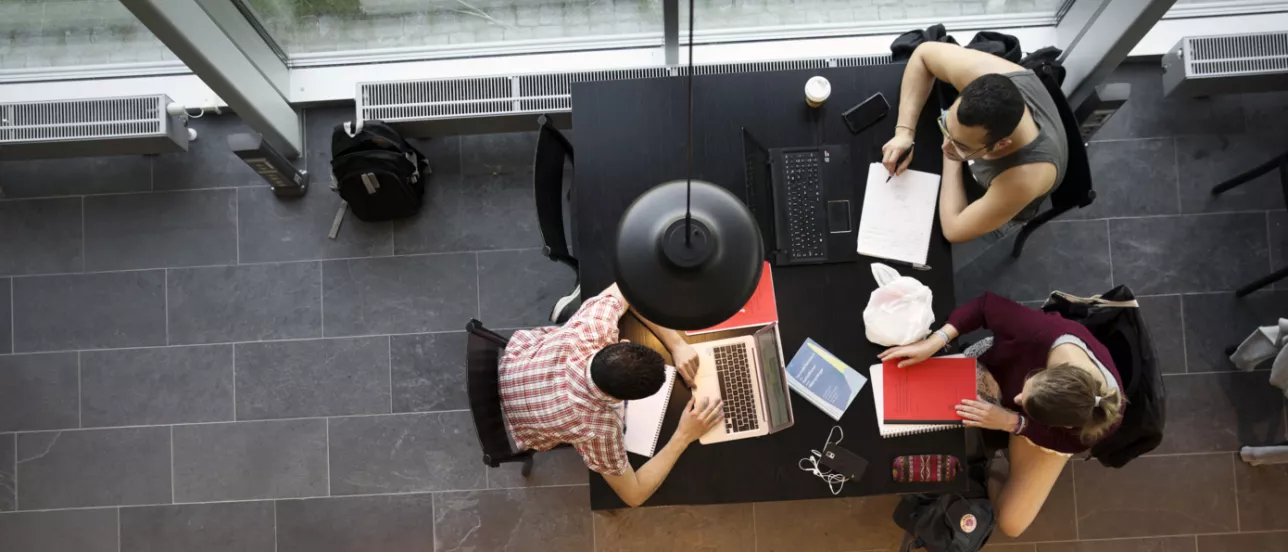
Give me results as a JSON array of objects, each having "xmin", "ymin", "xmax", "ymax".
[
  {"xmin": 356, "ymin": 55, "xmax": 892, "ymax": 135},
  {"xmin": 1163, "ymin": 31, "xmax": 1288, "ymax": 97},
  {"xmin": 0, "ymin": 94, "xmax": 190, "ymax": 161}
]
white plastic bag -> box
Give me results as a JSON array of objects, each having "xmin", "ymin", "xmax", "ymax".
[{"xmin": 863, "ymin": 263, "xmax": 935, "ymax": 347}]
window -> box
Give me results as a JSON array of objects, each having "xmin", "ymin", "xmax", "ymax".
[
  {"xmin": 235, "ymin": 0, "xmax": 664, "ymax": 60},
  {"xmin": 686, "ymin": 0, "xmax": 1071, "ymax": 38},
  {"xmin": 0, "ymin": 0, "xmax": 178, "ymax": 70}
]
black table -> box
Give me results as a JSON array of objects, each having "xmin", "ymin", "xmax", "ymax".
[{"xmin": 571, "ymin": 64, "xmax": 966, "ymax": 510}]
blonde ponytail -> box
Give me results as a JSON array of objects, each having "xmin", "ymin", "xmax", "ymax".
[
  {"xmin": 1026, "ymin": 363, "xmax": 1124, "ymax": 445},
  {"xmin": 1079, "ymin": 387, "xmax": 1122, "ymax": 444}
]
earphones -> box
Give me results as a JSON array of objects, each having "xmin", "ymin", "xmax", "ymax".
[{"xmin": 798, "ymin": 425, "xmax": 848, "ymax": 496}]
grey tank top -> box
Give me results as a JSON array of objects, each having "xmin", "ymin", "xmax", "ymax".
[{"xmin": 968, "ymin": 70, "xmax": 1068, "ymax": 221}]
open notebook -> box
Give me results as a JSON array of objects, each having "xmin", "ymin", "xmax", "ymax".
[
  {"xmin": 869, "ymin": 363, "xmax": 959, "ymax": 438},
  {"xmin": 856, "ymin": 163, "xmax": 941, "ymax": 267},
  {"xmin": 623, "ymin": 366, "xmax": 676, "ymax": 457}
]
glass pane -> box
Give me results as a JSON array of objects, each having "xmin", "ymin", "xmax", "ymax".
[
  {"xmin": 239, "ymin": 0, "xmax": 664, "ymax": 57},
  {"xmin": 0, "ymin": 0, "xmax": 179, "ymax": 70},
  {"xmin": 685, "ymin": 0, "xmax": 1067, "ymax": 36}
]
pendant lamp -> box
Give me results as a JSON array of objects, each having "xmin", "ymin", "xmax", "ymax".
[{"xmin": 612, "ymin": 0, "xmax": 764, "ymax": 330}]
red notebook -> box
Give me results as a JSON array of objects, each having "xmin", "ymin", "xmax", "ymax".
[
  {"xmin": 882, "ymin": 357, "xmax": 977, "ymax": 424},
  {"xmin": 686, "ymin": 261, "xmax": 778, "ymax": 335}
]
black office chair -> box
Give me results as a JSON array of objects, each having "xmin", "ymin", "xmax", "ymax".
[
  {"xmin": 1009, "ymin": 65, "xmax": 1096, "ymax": 258},
  {"xmin": 533, "ymin": 114, "xmax": 581, "ymax": 323},
  {"xmin": 1211, "ymin": 150, "xmax": 1288, "ymax": 297},
  {"xmin": 465, "ymin": 319, "xmax": 536, "ymax": 476}
]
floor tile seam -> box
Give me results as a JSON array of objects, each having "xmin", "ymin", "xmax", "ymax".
[{"xmin": 0, "ymin": 484, "xmax": 592, "ymax": 514}]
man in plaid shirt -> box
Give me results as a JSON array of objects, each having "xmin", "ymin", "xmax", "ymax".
[{"xmin": 499, "ymin": 283, "xmax": 724, "ymax": 507}]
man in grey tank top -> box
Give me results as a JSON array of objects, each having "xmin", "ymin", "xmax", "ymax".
[{"xmin": 881, "ymin": 42, "xmax": 1068, "ymax": 243}]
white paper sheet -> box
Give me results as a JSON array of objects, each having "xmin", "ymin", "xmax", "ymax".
[{"xmin": 856, "ymin": 163, "xmax": 941, "ymax": 266}]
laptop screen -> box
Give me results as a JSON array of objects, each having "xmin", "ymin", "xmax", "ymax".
[
  {"xmin": 741, "ymin": 128, "xmax": 776, "ymax": 253},
  {"xmin": 755, "ymin": 325, "xmax": 792, "ymax": 429}
]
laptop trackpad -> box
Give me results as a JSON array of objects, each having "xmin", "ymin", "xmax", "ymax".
[{"xmin": 827, "ymin": 200, "xmax": 852, "ymax": 233}]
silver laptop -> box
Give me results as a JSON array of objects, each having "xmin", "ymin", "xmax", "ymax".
[{"xmin": 693, "ymin": 323, "xmax": 795, "ymax": 444}]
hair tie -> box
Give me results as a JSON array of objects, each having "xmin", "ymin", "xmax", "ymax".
[{"xmin": 1093, "ymin": 395, "xmax": 1103, "ymax": 407}]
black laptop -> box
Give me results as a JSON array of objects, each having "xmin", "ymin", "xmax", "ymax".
[{"xmin": 742, "ymin": 128, "xmax": 858, "ymax": 266}]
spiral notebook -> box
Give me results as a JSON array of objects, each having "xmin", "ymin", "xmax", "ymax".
[
  {"xmin": 624, "ymin": 366, "xmax": 676, "ymax": 457},
  {"xmin": 869, "ymin": 363, "xmax": 959, "ymax": 438}
]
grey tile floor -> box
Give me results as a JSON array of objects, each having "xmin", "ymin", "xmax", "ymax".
[{"xmin": 0, "ymin": 61, "xmax": 1286, "ymax": 551}]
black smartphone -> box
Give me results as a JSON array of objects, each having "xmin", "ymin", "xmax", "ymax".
[
  {"xmin": 842, "ymin": 92, "xmax": 890, "ymax": 134},
  {"xmin": 820, "ymin": 442, "xmax": 869, "ymax": 481}
]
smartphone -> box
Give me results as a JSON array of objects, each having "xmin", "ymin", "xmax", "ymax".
[
  {"xmin": 842, "ymin": 92, "xmax": 890, "ymax": 135},
  {"xmin": 820, "ymin": 442, "xmax": 869, "ymax": 481}
]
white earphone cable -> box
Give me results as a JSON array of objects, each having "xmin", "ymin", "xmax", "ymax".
[{"xmin": 798, "ymin": 425, "xmax": 848, "ymax": 496}]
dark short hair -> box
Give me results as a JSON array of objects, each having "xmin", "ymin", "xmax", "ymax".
[
  {"xmin": 956, "ymin": 73, "xmax": 1026, "ymax": 144},
  {"xmin": 590, "ymin": 342, "xmax": 666, "ymax": 400}
]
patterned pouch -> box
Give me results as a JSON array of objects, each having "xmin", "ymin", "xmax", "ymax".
[{"xmin": 892, "ymin": 454, "xmax": 962, "ymax": 483}]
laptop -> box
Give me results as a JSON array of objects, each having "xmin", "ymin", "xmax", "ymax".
[
  {"xmin": 693, "ymin": 323, "xmax": 795, "ymax": 444},
  {"xmin": 742, "ymin": 128, "xmax": 859, "ymax": 266}
]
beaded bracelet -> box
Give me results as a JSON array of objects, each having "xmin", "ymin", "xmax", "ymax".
[{"xmin": 1012, "ymin": 414, "xmax": 1027, "ymax": 435}]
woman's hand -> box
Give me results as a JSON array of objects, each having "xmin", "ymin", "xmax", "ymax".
[
  {"xmin": 956, "ymin": 399, "xmax": 1019, "ymax": 432},
  {"xmin": 878, "ymin": 336, "xmax": 943, "ymax": 368}
]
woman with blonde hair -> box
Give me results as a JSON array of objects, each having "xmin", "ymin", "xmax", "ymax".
[{"xmin": 880, "ymin": 292, "xmax": 1124, "ymax": 538}]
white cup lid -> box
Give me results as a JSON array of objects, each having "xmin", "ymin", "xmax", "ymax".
[{"xmin": 805, "ymin": 76, "xmax": 831, "ymax": 100}]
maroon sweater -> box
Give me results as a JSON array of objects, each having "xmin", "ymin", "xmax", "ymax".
[{"xmin": 947, "ymin": 292, "xmax": 1124, "ymax": 454}]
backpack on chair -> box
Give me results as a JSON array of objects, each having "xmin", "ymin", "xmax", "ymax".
[
  {"xmin": 894, "ymin": 493, "xmax": 995, "ymax": 552},
  {"xmin": 1040, "ymin": 285, "xmax": 1165, "ymax": 467},
  {"xmin": 330, "ymin": 120, "xmax": 431, "ymax": 222}
]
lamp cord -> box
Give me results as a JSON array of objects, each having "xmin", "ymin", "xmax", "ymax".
[{"xmin": 684, "ymin": 0, "xmax": 695, "ymax": 247}]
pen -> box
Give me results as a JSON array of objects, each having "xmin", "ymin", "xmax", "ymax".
[
  {"xmin": 881, "ymin": 258, "xmax": 932, "ymax": 271},
  {"xmin": 886, "ymin": 147, "xmax": 913, "ymax": 182}
]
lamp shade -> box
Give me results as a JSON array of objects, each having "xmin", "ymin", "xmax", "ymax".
[{"xmin": 614, "ymin": 180, "xmax": 764, "ymax": 330}]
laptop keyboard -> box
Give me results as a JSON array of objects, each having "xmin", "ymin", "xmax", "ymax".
[
  {"xmin": 713, "ymin": 343, "xmax": 761, "ymax": 434},
  {"xmin": 782, "ymin": 151, "xmax": 826, "ymax": 260}
]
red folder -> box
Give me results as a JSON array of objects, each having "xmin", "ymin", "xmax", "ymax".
[
  {"xmin": 882, "ymin": 357, "xmax": 977, "ymax": 424},
  {"xmin": 686, "ymin": 261, "xmax": 778, "ymax": 335}
]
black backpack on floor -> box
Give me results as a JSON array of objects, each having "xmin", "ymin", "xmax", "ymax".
[
  {"xmin": 894, "ymin": 493, "xmax": 995, "ymax": 552},
  {"xmin": 330, "ymin": 120, "xmax": 431, "ymax": 222}
]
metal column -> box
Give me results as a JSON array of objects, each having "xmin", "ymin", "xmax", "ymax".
[
  {"xmin": 1057, "ymin": 0, "xmax": 1177, "ymax": 107},
  {"xmin": 121, "ymin": 0, "xmax": 303, "ymax": 158},
  {"xmin": 664, "ymin": 0, "xmax": 680, "ymax": 66}
]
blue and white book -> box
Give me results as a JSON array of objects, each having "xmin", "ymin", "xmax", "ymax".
[{"xmin": 785, "ymin": 338, "xmax": 867, "ymax": 421}]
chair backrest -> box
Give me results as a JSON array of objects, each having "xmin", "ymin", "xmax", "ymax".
[
  {"xmin": 534, "ymin": 115, "xmax": 577, "ymax": 270},
  {"xmin": 465, "ymin": 319, "xmax": 521, "ymax": 467},
  {"xmin": 1032, "ymin": 66, "xmax": 1096, "ymax": 211}
]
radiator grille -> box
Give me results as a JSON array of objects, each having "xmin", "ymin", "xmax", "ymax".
[
  {"xmin": 1186, "ymin": 32, "xmax": 1288, "ymax": 76},
  {"xmin": 0, "ymin": 96, "xmax": 167, "ymax": 143},
  {"xmin": 358, "ymin": 55, "xmax": 891, "ymax": 122},
  {"xmin": 689, "ymin": 58, "xmax": 830, "ymax": 75}
]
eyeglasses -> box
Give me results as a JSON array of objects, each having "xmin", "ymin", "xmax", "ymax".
[{"xmin": 938, "ymin": 109, "xmax": 988, "ymax": 160}]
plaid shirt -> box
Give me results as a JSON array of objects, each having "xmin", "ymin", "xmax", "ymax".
[{"xmin": 498, "ymin": 292, "xmax": 630, "ymax": 476}]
